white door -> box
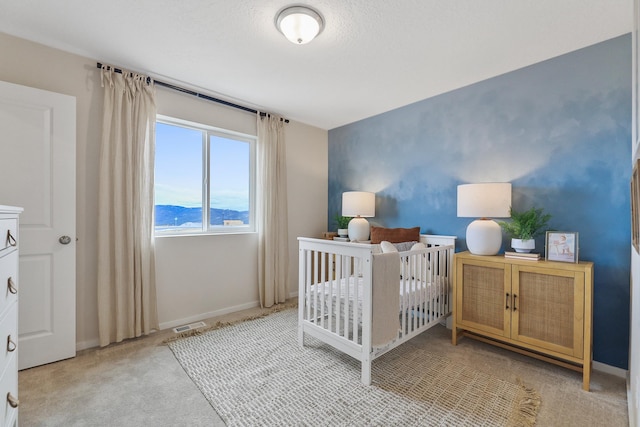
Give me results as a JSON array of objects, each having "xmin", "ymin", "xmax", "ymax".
[{"xmin": 0, "ymin": 80, "xmax": 76, "ymax": 370}]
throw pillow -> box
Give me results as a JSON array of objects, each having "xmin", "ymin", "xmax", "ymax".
[
  {"xmin": 370, "ymin": 226, "xmax": 420, "ymax": 244},
  {"xmin": 380, "ymin": 241, "xmax": 398, "ymax": 253}
]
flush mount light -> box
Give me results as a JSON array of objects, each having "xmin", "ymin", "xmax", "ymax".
[{"xmin": 275, "ymin": 5, "xmax": 324, "ymax": 45}]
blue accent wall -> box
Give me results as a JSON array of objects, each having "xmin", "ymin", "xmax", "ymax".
[{"xmin": 328, "ymin": 35, "xmax": 631, "ymax": 369}]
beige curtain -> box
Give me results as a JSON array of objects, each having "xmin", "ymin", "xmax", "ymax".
[
  {"xmin": 97, "ymin": 66, "xmax": 159, "ymax": 346},
  {"xmin": 257, "ymin": 114, "xmax": 289, "ymax": 307}
]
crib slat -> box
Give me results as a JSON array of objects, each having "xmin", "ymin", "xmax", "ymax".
[
  {"xmin": 343, "ymin": 254, "xmax": 350, "ymax": 339},
  {"xmin": 413, "ymin": 253, "xmax": 419, "ymax": 329},
  {"xmin": 400, "ymin": 255, "xmax": 407, "ymax": 337},
  {"xmin": 334, "ymin": 254, "xmax": 341, "ymax": 334},
  {"xmin": 305, "ymin": 250, "xmax": 311, "ymax": 322},
  {"xmin": 312, "ymin": 250, "xmax": 318, "ymax": 324},
  {"xmin": 417, "ymin": 253, "xmax": 422, "ymax": 328},
  {"xmin": 423, "ymin": 254, "xmax": 428, "ymax": 326},
  {"xmin": 352, "ymin": 256, "xmax": 357, "ymax": 341},
  {"xmin": 320, "ymin": 251, "xmax": 326, "ymax": 329}
]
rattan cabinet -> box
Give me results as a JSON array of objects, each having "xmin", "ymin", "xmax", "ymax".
[{"xmin": 452, "ymin": 251, "xmax": 594, "ymax": 391}]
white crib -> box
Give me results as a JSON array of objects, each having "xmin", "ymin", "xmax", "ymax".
[{"xmin": 298, "ymin": 234, "xmax": 456, "ymax": 386}]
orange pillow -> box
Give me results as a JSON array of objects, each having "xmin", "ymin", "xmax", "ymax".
[{"xmin": 370, "ymin": 226, "xmax": 420, "ymax": 244}]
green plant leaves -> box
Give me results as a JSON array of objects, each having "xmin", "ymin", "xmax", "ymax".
[{"xmin": 498, "ymin": 207, "xmax": 551, "ymax": 240}]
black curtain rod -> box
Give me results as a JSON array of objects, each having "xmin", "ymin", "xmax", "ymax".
[{"xmin": 96, "ymin": 62, "xmax": 288, "ymax": 123}]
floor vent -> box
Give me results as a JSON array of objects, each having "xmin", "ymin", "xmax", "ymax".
[{"xmin": 172, "ymin": 321, "xmax": 206, "ymax": 334}]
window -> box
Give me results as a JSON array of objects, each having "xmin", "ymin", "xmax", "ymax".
[{"xmin": 154, "ymin": 116, "xmax": 255, "ymax": 235}]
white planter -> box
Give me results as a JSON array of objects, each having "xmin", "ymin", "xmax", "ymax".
[
  {"xmin": 337, "ymin": 228, "xmax": 349, "ymax": 237},
  {"xmin": 511, "ymin": 238, "xmax": 535, "ymax": 253}
]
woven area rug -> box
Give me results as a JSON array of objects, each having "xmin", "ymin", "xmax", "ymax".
[{"xmin": 168, "ymin": 309, "xmax": 539, "ymax": 426}]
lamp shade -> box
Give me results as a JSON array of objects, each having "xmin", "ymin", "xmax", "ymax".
[
  {"xmin": 457, "ymin": 183, "xmax": 512, "ymax": 218},
  {"xmin": 342, "ymin": 191, "xmax": 375, "ymax": 218}
]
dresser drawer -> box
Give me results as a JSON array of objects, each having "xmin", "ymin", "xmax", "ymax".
[
  {"xmin": 0, "ymin": 254, "xmax": 17, "ymax": 319},
  {"xmin": 0, "ymin": 354, "xmax": 17, "ymax": 427},
  {"xmin": 0, "ymin": 306, "xmax": 16, "ymax": 380},
  {"xmin": 0, "ymin": 220, "xmax": 17, "ymax": 256}
]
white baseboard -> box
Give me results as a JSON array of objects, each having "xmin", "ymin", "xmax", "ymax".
[
  {"xmin": 592, "ymin": 360, "xmax": 627, "ymax": 379},
  {"xmin": 76, "ymin": 338, "xmax": 100, "ymax": 352},
  {"xmin": 158, "ymin": 300, "xmax": 261, "ymax": 331},
  {"xmin": 77, "ymin": 299, "xmax": 267, "ymax": 351}
]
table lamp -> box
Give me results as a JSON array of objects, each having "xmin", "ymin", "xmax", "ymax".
[
  {"xmin": 457, "ymin": 183, "xmax": 511, "ymax": 255},
  {"xmin": 342, "ymin": 191, "xmax": 375, "ymax": 242}
]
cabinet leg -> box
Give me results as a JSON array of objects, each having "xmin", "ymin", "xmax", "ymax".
[
  {"xmin": 452, "ymin": 328, "xmax": 461, "ymax": 346},
  {"xmin": 582, "ymin": 361, "xmax": 591, "ymax": 392}
]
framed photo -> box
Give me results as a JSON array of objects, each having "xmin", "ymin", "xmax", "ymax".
[{"xmin": 545, "ymin": 232, "xmax": 579, "ymax": 263}]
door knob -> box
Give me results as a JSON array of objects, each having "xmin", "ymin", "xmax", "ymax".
[{"xmin": 59, "ymin": 236, "xmax": 72, "ymax": 245}]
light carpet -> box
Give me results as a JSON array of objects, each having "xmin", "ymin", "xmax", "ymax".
[{"xmin": 168, "ymin": 309, "xmax": 540, "ymax": 426}]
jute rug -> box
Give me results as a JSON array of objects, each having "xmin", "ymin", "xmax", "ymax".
[{"xmin": 168, "ymin": 309, "xmax": 540, "ymax": 426}]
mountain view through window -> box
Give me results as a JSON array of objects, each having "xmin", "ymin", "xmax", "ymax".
[{"xmin": 155, "ymin": 119, "xmax": 253, "ymax": 233}]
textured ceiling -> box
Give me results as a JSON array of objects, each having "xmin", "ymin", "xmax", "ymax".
[{"xmin": 0, "ymin": 0, "xmax": 633, "ymax": 130}]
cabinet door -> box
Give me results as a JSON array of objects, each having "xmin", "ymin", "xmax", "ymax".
[
  {"xmin": 455, "ymin": 258, "xmax": 511, "ymax": 339},
  {"xmin": 511, "ymin": 265, "xmax": 584, "ymax": 358}
]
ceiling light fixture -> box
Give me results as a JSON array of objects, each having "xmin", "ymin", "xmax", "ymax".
[{"xmin": 275, "ymin": 5, "xmax": 324, "ymax": 45}]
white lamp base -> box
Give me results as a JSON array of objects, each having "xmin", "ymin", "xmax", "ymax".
[
  {"xmin": 466, "ymin": 219, "xmax": 502, "ymax": 255},
  {"xmin": 348, "ymin": 217, "xmax": 370, "ymax": 242}
]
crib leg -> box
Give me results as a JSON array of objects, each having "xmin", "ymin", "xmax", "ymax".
[
  {"xmin": 361, "ymin": 359, "xmax": 372, "ymax": 386},
  {"xmin": 298, "ymin": 301, "xmax": 305, "ymax": 348},
  {"xmin": 298, "ymin": 323, "xmax": 305, "ymax": 348}
]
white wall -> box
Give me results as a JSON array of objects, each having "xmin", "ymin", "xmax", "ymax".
[{"xmin": 0, "ymin": 31, "xmax": 328, "ymax": 349}]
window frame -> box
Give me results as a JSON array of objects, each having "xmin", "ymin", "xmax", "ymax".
[{"xmin": 155, "ymin": 115, "xmax": 256, "ymax": 236}]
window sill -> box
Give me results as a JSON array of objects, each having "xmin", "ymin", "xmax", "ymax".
[{"xmin": 155, "ymin": 230, "xmax": 257, "ymax": 239}]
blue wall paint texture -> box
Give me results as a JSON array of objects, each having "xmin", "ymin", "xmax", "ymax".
[{"xmin": 328, "ymin": 35, "xmax": 631, "ymax": 369}]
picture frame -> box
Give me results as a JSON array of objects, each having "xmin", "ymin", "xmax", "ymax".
[{"xmin": 545, "ymin": 232, "xmax": 579, "ymax": 263}]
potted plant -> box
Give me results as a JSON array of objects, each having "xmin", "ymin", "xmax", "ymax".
[
  {"xmin": 334, "ymin": 214, "xmax": 352, "ymax": 237},
  {"xmin": 498, "ymin": 207, "xmax": 551, "ymax": 253}
]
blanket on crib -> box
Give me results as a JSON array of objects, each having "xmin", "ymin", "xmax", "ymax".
[{"xmin": 372, "ymin": 252, "xmax": 400, "ymax": 346}]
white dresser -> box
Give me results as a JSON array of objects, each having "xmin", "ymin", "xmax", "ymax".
[{"xmin": 0, "ymin": 206, "xmax": 21, "ymax": 426}]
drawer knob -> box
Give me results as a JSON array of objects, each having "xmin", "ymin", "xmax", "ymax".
[
  {"xmin": 6, "ymin": 392, "xmax": 18, "ymax": 408},
  {"xmin": 6, "ymin": 230, "xmax": 16, "ymax": 247},
  {"xmin": 7, "ymin": 277, "xmax": 17, "ymax": 295},
  {"xmin": 6, "ymin": 335, "xmax": 16, "ymax": 353}
]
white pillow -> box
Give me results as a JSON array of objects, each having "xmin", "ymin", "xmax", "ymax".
[
  {"xmin": 380, "ymin": 241, "xmax": 398, "ymax": 253},
  {"xmin": 411, "ymin": 242, "xmax": 426, "ymax": 251},
  {"xmin": 393, "ymin": 241, "xmax": 418, "ymax": 252}
]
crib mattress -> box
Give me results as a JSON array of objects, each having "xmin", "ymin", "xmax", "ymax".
[{"xmin": 307, "ymin": 276, "xmax": 446, "ymax": 312}]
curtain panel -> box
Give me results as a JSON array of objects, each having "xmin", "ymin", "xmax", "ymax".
[
  {"xmin": 257, "ymin": 114, "xmax": 289, "ymax": 307},
  {"xmin": 97, "ymin": 67, "xmax": 159, "ymax": 346}
]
